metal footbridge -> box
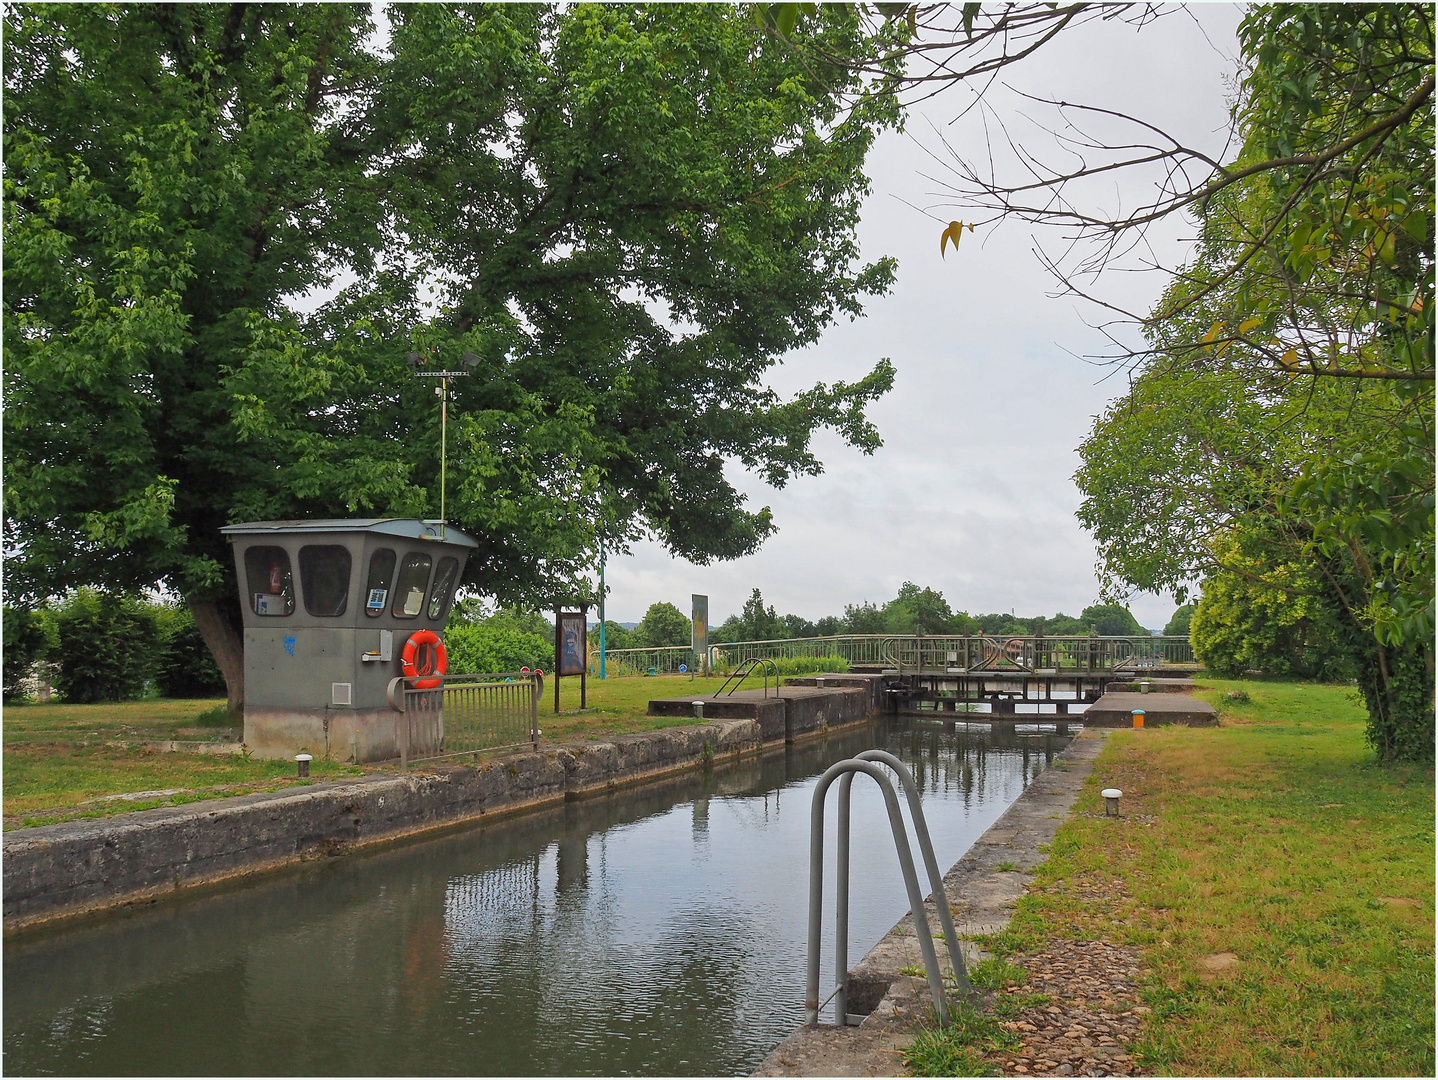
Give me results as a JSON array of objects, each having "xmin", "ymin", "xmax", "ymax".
[{"xmin": 712, "ymin": 633, "xmax": 1197, "ymax": 717}]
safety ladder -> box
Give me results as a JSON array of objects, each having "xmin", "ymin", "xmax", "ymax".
[{"xmin": 806, "ymin": 750, "xmax": 970, "ymax": 1027}]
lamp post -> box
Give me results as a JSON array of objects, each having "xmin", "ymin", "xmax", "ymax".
[
  {"xmin": 598, "ymin": 533, "xmax": 607, "ymax": 680},
  {"xmin": 408, "ymin": 351, "xmax": 479, "ymax": 538}
]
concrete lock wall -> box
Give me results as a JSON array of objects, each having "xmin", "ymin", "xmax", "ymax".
[{"xmin": 3, "ymin": 698, "xmax": 879, "ymax": 932}]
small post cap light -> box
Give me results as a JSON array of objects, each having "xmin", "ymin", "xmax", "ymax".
[
  {"xmin": 1102, "ymin": 788, "xmax": 1123, "ymax": 816},
  {"xmin": 295, "ymin": 753, "xmax": 313, "ymax": 777}
]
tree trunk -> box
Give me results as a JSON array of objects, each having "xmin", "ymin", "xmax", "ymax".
[{"xmin": 188, "ymin": 595, "xmax": 245, "ymax": 717}]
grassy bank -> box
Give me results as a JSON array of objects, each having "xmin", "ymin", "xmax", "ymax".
[
  {"xmin": 1, "ymin": 674, "xmax": 763, "ymax": 828},
  {"xmin": 964, "ymin": 679, "xmax": 1434, "ymax": 1077}
]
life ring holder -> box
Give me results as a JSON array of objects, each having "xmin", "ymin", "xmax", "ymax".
[{"xmin": 401, "ymin": 629, "xmax": 447, "ymax": 689}]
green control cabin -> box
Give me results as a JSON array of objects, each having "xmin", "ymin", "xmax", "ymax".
[{"xmin": 221, "ymin": 519, "xmax": 477, "ymax": 762}]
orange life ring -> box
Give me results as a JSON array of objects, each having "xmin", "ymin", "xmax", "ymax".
[{"xmin": 402, "ymin": 629, "xmax": 447, "ymax": 689}]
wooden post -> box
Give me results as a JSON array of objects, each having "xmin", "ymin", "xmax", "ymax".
[{"xmin": 554, "ymin": 608, "xmax": 561, "ymax": 714}]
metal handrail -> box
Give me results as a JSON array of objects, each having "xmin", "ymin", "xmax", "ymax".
[
  {"xmin": 878, "ymin": 634, "xmax": 1196, "ymax": 674},
  {"xmin": 808, "ymin": 759, "xmax": 950, "ymax": 1028},
  {"xmin": 596, "ymin": 634, "xmax": 1195, "ymax": 676},
  {"xmin": 714, "ymin": 656, "xmax": 781, "ymax": 698},
  {"xmin": 840, "ymin": 751, "xmax": 969, "ymax": 995},
  {"xmin": 710, "ymin": 633, "xmax": 1193, "ymax": 672}
]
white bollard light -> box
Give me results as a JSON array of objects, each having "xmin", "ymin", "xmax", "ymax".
[
  {"xmin": 296, "ymin": 753, "xmax": 313, "ymax": 778},
  {"xmin": 1101, "ymin": 788, "xmax": 1123, "ymax": 816},
  {"xmin": 692, "ymin": 700, "xmax": 705, "ymax": 719}
]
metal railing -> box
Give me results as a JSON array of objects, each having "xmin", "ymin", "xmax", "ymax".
[
  {"xmin": 592, "ymin": 634, "xmax": 1195, "ymax": 677},
  {"xmin": 386, "ymin": 671, "xmax": 542, "ymax": 767},
  {"xmin": 878, "ymin": 634, "xmax": 1195, "ymax": 673},
  {"xmin": 711, "ymin": 634, "xmax": 892, "ymax": 668},
  {"xmin": 592, "ymin": 645, "xmax": 695, "ymax": 676},
  {"xmin": 714, "ymin": 656, "xmax": 781, "ymax": 698}
]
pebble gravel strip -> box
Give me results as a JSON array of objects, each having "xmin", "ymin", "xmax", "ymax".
[{"xmin": 987, "ymin": 938, "xmax": 1150, "ymax": 1077}]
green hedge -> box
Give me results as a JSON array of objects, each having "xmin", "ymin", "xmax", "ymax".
[
  {"xmin": 51, "ymin": 589, "xmax": 163, "ymax": 703},
  {"xmin": 444, "ymin": 623, "xmax": 554, "ymax": 674},
  {"xmin": 3, "ymin": 605, "xmax": 53, "ymax": 702},
  {"xmin": 154, "ymin": 607, "xmax": 227, "ymax": 697}
]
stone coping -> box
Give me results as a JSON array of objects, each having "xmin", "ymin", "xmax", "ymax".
[{"xmin": 1082, "ymin": 692, "xmax": 1217, "ymax": 727}]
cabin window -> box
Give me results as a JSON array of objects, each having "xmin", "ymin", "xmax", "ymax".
[
  {"xmin": 391, "ymin": 553, "xmax": 432, "ymax": 618},
  {"xmin": 427, "ymin": 557, "xmax": 459, "ymax": 620},
  {"xmin": 364, "ymin": 548, "xmax": 397, "ymax": 617},
  {"xmin": 245, "ymin": 546, "xmax": 294, "ymax": 617},
  {"xmin": 299, "ymin": 545, "xmax": 352, "ymax": 617}
]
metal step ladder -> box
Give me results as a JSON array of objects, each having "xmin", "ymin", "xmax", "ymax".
[{"xmin": 806, "ymin": 750, "xmax": 971, "ymax": 1027}]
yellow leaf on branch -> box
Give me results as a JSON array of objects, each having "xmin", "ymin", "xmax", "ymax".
[{"xmin": 940, "ymin": 220, "xmax": 973, "ymax": 258}]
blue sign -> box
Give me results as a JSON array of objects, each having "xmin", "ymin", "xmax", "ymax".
[{"xmin": 284, "ymin": 635, "xmax": 297, "ymax": 657}]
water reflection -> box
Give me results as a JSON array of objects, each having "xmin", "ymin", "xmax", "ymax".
[{"xmin": 4, "ymin": 718, "xmax": 1070, "ymax": 1076}]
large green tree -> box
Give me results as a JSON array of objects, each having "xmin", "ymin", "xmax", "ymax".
[
  {"xmin": 3, "ymin": 3, "xmax": 900, "ymax": 713},
  {"xmin": 1074, "ymin": 6, "xmax": 1433, "ymax": 761}
]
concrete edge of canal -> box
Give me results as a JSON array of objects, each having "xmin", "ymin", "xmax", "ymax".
[
  {"xmin": 755, "ymin": 728, "xmax": 1110, "ymax": 1077},
  {"xmin": 3, "ymin": 681, "xmax": 884, "ymax": 936}
]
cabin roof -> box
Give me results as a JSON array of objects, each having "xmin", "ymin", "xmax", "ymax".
[{"xmin": 220, "ymin": 518, "xmax": 479, "ymax": 548}]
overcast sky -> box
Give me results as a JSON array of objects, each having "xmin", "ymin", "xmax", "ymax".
[{"xmin": 603, "ymin": 4, "xmax": 1246, "ymax": 632}]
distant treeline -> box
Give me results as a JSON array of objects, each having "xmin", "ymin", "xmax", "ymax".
[
  {"xmin": 705, "ymin": 584, "xmax": 1167, "ymax": 643},
  {"xmin": 438, "ymin": 585, "xmax": 1193, "ymax": 674}
]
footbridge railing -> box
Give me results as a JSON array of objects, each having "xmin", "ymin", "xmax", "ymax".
[
  {"xmin": 713, "ymin": 634, "xmax": 1192, "ymax": 673},
  {"xmin": 879, "ymin": 634, "xmax": 1195, "ymax": 673},
  {"xmin": 592, "ymin": 635, "xmax": 1194, "ymax": 677}
]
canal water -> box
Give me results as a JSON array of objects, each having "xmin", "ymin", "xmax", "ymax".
[{"xmin": 4, "ymin": 718, "xmax": 1071, "ymax": 1077}]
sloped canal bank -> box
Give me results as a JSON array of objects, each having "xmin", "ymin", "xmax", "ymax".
[{"xmin": 5, "ymin": 718, "xmax": 1073, "ymax": 1076}]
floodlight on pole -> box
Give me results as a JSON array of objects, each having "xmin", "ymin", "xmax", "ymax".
[{"xmin": 409, "ymin": 351, "xmax": 480, "ymax": 539}]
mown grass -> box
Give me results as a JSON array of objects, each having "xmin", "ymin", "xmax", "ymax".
[
  {"xmin": 541, "ymin": 673, "xmax": 735, "ymax": 741},
  {"xmin": 3, "ymin": 744, "xmax": 366, "ymax": 828},
  {"xmin": 1, "ymin": 696, "xmax": 239, "ymax": 744},
  {"xmin": 3, "ymin": 672, "xmax": 815, "ymax": 827},
  {"xmin": 986, "ymin": 678, "xmax": 1434, "ymax": 1077}
]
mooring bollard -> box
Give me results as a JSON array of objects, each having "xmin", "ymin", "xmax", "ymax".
[
  {"xmin": 1102, "ymin": 787, "xmax": 1123, "ymax": 815},
  {"xmin": 295, "ymin": 753, "xmax": 312, "ymax": 778},
  {"xmin": 1132, "ymin": 709, "xmax": 1146, "ymax": 728},
  {"xmin": 692, "ymin": 700, "xmax": 705, "ymax": 719}
]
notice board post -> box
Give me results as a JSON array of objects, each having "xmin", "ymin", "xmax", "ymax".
[
  {"xmin": 555, "ymin": 606, "xmax": 588, "ymax": 712},
  {"xmin": 692, "ymin": 594, "xmax": 709, "ymax": 678}
]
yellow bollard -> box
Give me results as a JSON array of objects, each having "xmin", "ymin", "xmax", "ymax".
[{"xmin": 1132, "ymin": 709, "xmax": 1145, "ymax": 728}]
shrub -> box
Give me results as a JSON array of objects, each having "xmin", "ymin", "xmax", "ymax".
[
  {"xmin": 51, "ymin": 588, "xmax": 163, "ymax": 703},
  {"xmin": 1190, "ymin": 556, "xmax": 1354, "ymax": 680},
  {"xmin": 444, "ymin": 623, "xmax": 554, "ymax": 674},
  {"xmin": 154, "ymin": 606, "xmax": 227, "ymax": 698},
  {"xmin": 3, "ymin": 604, "xmax": 53, "ymax": 702}
]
